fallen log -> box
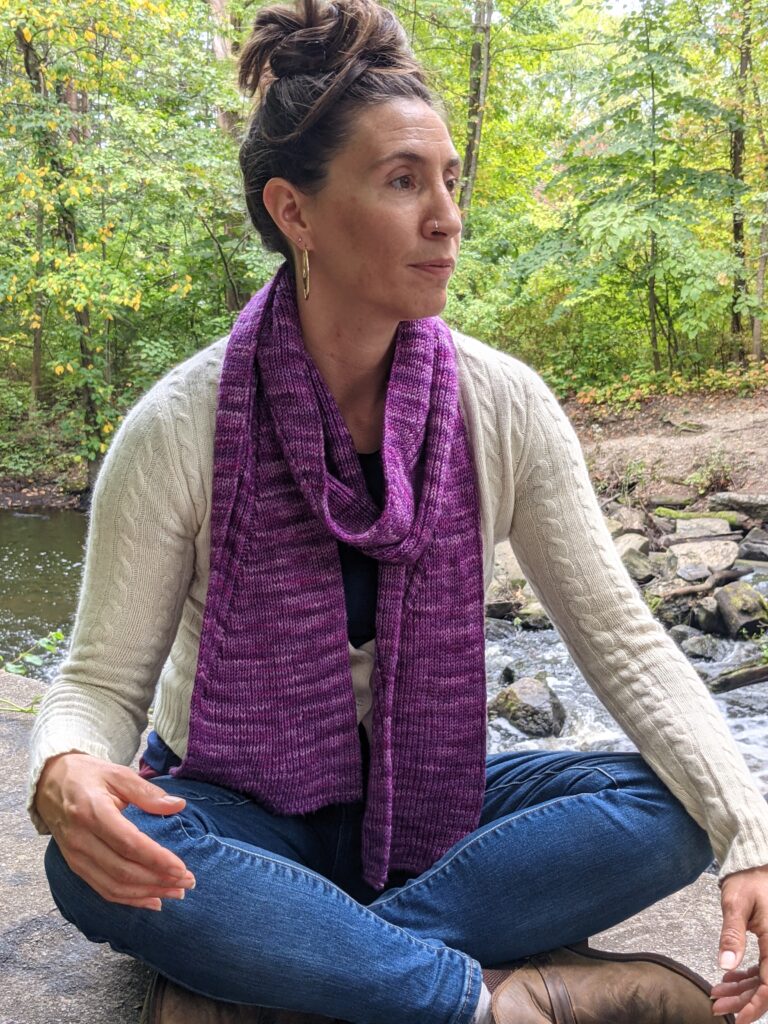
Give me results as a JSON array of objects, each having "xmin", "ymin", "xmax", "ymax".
[
  {"xmin": 655, "ymin": 567, "xmax": 751, "ymax": 600},
  {"xmin": 707, "ymin": 659, "xmax": 768, "ymax": 694}
]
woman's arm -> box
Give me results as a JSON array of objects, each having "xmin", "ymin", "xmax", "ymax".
[
  {"xmin": 29, "ymin": 382, "xmax": 200, "ymax": 825},
  {"xmin": 28, "ymin": 363, "xmax": 214, "ymax": 904},
  {"xmin": 502, "ymin": 362, "xmax": 768, "ymax": 1020},
  {"xmin": 504, "ymin": 360, "xmax": 768, "ymax": 879}
]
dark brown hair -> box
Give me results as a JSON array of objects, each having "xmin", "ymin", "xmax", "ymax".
[{"xmin": 238, "ymin": 0, "xmax": 437, "ymax": 263}]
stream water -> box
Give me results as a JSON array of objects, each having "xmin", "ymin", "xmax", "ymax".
[{"xmin": 2, "ymin": 508, "xmax": 767, "ymax": 796}]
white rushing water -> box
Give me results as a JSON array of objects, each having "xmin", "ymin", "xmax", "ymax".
[{"xmin": 485, "ymin": 617, "xmax": 768, "ymax": 795}]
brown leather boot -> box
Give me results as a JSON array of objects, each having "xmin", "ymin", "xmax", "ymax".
[
  {"xmin": 484, "ymin": 944, "xmax": 736, "ymax": 1023},
  {"xmin": 139, "ymin": 973, "xmax": 336, "ymax": 1024}
]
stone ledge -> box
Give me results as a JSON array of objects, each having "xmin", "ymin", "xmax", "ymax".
[{"xmin": 2, "ymin": 672, "xmax": 764, "ymax": 1023}]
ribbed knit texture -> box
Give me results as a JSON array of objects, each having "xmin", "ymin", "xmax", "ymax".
[
  {"xmin": 173, "ymin": 266, "xmax": 487, "ymax": 891},
  {"xmin": 27, "ymin": 325, "xmax": 768, "ymax": 883}
]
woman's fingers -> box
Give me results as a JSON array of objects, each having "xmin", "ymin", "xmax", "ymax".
[
  {"xmin": 37, "ymin": 753, "xmax": 196, "ymax": 907},
  {"xmin": 71, "ymin": 851, "xmax": 189, "ymax": 909},
  {"xmin": 105, "ymin": 765, "xmax": 187, "ymax": 818},
  {"xmin": 87, "ymin": 790, "xmax": 193, "ymax": 881},
  {"xmin": 711, "ymin": 963, "xmax": 767, "ymax": 1022},
  {"xmin": 61, "ymin": 830, "xmax": 193, "ymax": 904},
  {"xmin": 711, "ymin": 965, "xmax": 760, "ymax": 995},
  {"xmin": 734, "ymin": 980, "xmax": 768, "ymax": 1024},
  {"xmin": 711, "ymin": 978, "xmax": 760, "ymax": 1002}
]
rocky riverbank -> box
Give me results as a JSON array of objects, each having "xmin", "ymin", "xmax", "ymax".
[{"xmin": 485, "ymin": 491, "xmax": 768, "ymax": 738}]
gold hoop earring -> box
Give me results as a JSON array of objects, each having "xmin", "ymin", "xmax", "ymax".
[{"xmin": 301, "ymin": 246, "xmax": 310, "ymax": 301}]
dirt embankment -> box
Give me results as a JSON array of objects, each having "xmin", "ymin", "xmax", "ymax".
[{"xmin": 565, "ymin": 388, "xmax": 768, "ymax": 505}]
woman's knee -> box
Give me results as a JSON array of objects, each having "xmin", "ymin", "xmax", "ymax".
[
  {"xmin": 44, "ymin": 837, "xmax": 108, "ymax": 938},
  {"xmin": 43, "ymin": 806, "xmax": 182, "ymax": 944},
  {"xmin": 629, "ymin": 759, "xmax": 715, "ymax": 882}
]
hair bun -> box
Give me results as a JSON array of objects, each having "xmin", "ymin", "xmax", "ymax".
[
  {"xmin": 238, "ymin": 0, "xmax": 414, "ymax": 97},
  {"xmin": 270, "ymin": 35, "xmax": 328, "ymax": 78}
]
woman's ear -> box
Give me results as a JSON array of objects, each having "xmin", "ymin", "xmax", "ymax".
[{"xmin": 262, "ymin": 178, "xmax": 313, "ymax": 251}]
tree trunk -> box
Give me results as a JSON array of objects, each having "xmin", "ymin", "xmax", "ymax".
[
  {"xmin": 753, "ymin": 213, "xmax": 767, "ymax": 360},
  {"xmin": 709, "ymin": 659, "xmax": 768, "ymax": 694},
  {"xmin": 730, "ymin": 0, "xmax": 751, "ymax": 362},
  {"xmin": 459, "ymin": 0, "xmax": 493, "ymax": 221},
  {"xmin": 207, "ymin": 0, "xmax": 245, "ymax": 311},
  {"xmin": 749, "ymin": 52, "xmax": 767, "ymax": 360},
  {"xmin": 648, "ymin": 231, "xmax": 662, "ymax": 372},
  {"xmin": 30, "ymin": 201, "xmax": 45, "ymax": 413},
  {"xmin": 208, "ymin": 0, "xmax": 242, "ymax": 140}
]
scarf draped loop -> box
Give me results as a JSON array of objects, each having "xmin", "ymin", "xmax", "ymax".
[{"xmin": 174, "ymin": 264, "xmax": 488, "ymax": 890}]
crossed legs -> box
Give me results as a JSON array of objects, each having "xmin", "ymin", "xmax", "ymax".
[{"xmin": 45, "ymin": 749, "xmax": 714, "ymax": 1024}]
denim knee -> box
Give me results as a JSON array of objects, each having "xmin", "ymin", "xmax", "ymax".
[
  {"xmin": 44, "ymin": 838, "xmax": 92, "ymax": 931},
  {"xmin": 643, "ymin": 770, "xmax": 715, "ymax": 883},
  {"xmin": 44, "ymin": 833, "xmax": 144, "ymax": 949}
]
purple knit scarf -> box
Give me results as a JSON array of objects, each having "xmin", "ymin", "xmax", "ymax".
[{"xmin": 174, "ymin": 264, "xmax": 487, "ymax": 890}]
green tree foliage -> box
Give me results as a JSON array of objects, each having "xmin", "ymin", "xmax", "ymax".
[
  {"xmin": 1, "ymin": 0, "xmax": 767, "ymax": 486},
  {"xmin": 0, "ymin": 0, "xmax": 279, "ymax": 482}
]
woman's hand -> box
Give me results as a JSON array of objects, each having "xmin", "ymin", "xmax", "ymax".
[
  {"xmin": 35, "ymin": 751, "xmax": 196, "ymax": 911},
  {"xmin": 710, "ymin": 864, "xmax": 768, "ymax": 1023}
]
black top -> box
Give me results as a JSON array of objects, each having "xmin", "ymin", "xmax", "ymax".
[{"xmin": 337, "ymin": 450, "xmax": 383, "ymax": 647}]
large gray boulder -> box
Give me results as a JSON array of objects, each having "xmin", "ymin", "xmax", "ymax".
[
  {"xmin": 673, "ymin": 540, "xmax": 739, "ymax": 575},
  {"xmin": 739, "ymin": 527, "xmax": 768, "ymax": 562},
  {"xmin": 709, "ymin": 492, "xmax": 768, "ymax": 520},
  {"xmin": 1, "ymin": 676, "xmax": 761, "ymax": 1023},
  {"xmin": 488, "ymin": 672, "xmax": 566, "ymax": 737}
]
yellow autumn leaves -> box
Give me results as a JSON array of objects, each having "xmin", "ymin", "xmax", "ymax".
[{"xmin": 168, "ymin": 274, "xmax": 193, "ymax": 297}]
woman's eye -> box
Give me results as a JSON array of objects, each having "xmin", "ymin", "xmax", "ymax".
[
  {"xmin": 446, "ymin": 177, "xmax": 459, "ymax": 193},
  {"xmin": 391, "ymin": 175, "xmax": 415, "ymax": 191}
]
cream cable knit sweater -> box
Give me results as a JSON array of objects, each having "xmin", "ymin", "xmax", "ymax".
[{"xmin": 28, "ymin": 329, "xmax": 768, "ymax": 881}]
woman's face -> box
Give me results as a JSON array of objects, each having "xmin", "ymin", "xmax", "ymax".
[{"xmin": 301, "ymin": 97, "xmax": 464, "ymax": 324}]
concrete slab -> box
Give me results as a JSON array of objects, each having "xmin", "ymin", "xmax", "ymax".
[
  {"xmin": 0, "ymin": 673, "xmax": 151, "ymax": 1024},
  {"xmin": 2, "ymin": 671, "xmax": 765, "ymax": 1023}
]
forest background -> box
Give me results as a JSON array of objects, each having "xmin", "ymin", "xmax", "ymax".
[{"xmin": 2, "ymin": 0, "xmax": 768, "ymax": 491}]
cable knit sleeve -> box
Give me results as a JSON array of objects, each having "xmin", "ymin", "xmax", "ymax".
[
  {"xmin": 503, "ymin": 359, "xmax": 768, "ymax": 882},
  {"xmin": 27, "ymin": 374, "xmax": 203, "ymax": 833}
]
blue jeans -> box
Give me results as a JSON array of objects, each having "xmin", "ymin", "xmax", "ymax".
[{"xmin": 45, "ymin": 748, "xmax": 713, "ymax": 1024}]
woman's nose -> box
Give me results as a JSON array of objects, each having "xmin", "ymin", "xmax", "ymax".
[{"xmin": 425, "ymin": 194, "xmax": 463, "ymax": 239}]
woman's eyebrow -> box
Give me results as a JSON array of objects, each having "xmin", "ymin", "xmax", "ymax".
[{"xmin": 369, "ymin": 150, "xmax": 463, "ymax": 173}]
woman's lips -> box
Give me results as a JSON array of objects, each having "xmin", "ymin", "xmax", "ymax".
[{"xmin": 409, "ymin": 261, "xmax": 455, "ymax": 280}]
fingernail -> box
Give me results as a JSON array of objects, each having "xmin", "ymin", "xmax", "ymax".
[{"xmin": 719, "ymin": 951, "xmax": 737, "ymax": 969}]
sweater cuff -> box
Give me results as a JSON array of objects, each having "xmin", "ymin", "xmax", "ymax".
[
  {"xmin": 716, "ymin": 807, "xmax": 768, "ymax": 883},
  {"xmin": 27, "ymin": 737, "xmax": 113, "ymax": 835}
]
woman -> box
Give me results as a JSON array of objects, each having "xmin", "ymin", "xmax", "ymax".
[{"xmin": 29, "ymin": 1, "xmax": 768, "ymax": 1022}]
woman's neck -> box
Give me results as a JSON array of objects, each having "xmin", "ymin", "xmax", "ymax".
[{"xmin": 295, "ymin": 281, "xmax": 397, "ymax": 450}]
